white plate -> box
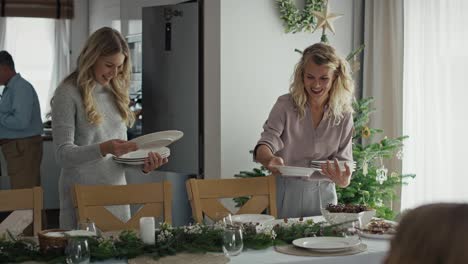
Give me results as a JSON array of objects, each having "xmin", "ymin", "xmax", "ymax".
[
  {"xmin": 311, "ymin": 161, "xmax": 356, "ymax": 171},
  {"xmin": 113, "ymin": 154, "xmax": 170, "ymax": 165},
  {"xmin": 272, "ymin": 165, "xmax": 317, "ymax": 177},
  {"xmin": 113, "ymin": 160, "xmax": 145, "ymax": 165},
  {"xmin": 292, "ymin": 237, "xmax": 361, "ymax": 251},
  {"xmin": 117, "ymin": 147, "xmax": 170, "ymax": 160},
  {"xmin": 230, "ymin": 214, "xmax": 275, "ymax": 224},
  {"xmin": 130, "ymin": 130, "xmax": 183, "ymax": 149}
]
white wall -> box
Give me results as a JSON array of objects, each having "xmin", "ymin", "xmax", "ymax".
[
  {"xmin": 89, "ymin": 0, "xmax": 121, "ymax": 33},
  {"xmin": 219, "ymin": 0, "xmax": 355, "ymax": 178}
]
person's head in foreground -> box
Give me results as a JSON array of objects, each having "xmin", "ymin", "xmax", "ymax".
[{"xmin": 385, "ymin": 203, "xmax": 468, "ymax": 264}]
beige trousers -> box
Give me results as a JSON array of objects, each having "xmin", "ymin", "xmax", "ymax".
[{"xmin": 1, "ymin": 136, "xmax": 42, "ymax": 189}]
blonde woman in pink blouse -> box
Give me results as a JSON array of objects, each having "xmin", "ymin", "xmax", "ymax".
[{"xmin": 255, "ymin": 43, "xmax": 355, "ymax": 218}]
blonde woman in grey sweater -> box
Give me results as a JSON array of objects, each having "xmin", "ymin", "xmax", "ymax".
[{"xmin": 51, "ymin": 27, "xmax": 168, "ymax": 229}]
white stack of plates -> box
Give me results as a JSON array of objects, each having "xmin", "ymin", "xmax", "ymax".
[
  {"xmin": 113, "ymin": 147, "xmax": 170, "ymax": 165},
  {"xmin": 310, "ymin": 160, "xmax": 356, "ymax": 172},
  {"xmin": 292, "ymin": 237, "xmax": 361, "ymax": 252},
  {"xmin": 112, "ymin": 130, "xmax": 183, "ymax": 166}
]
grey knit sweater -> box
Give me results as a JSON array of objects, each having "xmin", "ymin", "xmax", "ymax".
[{"xmin": 52, "ymin": 82, "xmax": 133, "ymax": 229}]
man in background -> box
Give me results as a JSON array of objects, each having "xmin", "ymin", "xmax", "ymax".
[{"xmin": 0, "ymin": 50, "xmax": 43, "ymax": 189}]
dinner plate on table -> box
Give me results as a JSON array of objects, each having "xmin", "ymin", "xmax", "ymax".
[
  {"xmin": 230, "ymin": 214, "xmax": 275, "ymax": 224},
  {"xmin": 130, "ymin": 130, "xmax": 183, "ymax": 149},
  {"xmin": 292, "ymin": 237, "xmax": 361, "ymax": 252}
]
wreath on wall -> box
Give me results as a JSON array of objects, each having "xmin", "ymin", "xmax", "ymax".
[{"xmin": 277, "ymin": 0, "xmax": 326, "ymax": 33}]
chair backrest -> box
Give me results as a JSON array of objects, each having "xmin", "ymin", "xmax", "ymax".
[
  {"xmin": 74, "ymin": 182, "xmax": 172, "ymax": 231},
  {"xmin": 186, "ymin": 176, "xmax": 277, "ymax": 223},
  {"xmin": 0, "ymin": 187, "xmax": 43, "ymax": 235}
]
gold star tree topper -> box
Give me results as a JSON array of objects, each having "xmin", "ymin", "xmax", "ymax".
[{"xmin": 311, "ymin": 1, "xmax": 343, "ymax": 35}]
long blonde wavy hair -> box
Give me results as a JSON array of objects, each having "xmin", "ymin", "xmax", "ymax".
[
  {"xmin": 290, "ymin": 43, "xmax": 355, "ymax": 123},
  {"xmin": 59, "ymin": 27, "xmax": 134, "ymax": 127}
]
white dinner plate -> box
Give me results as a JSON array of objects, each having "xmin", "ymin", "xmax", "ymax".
[
  {"xmin": 113, "ymin": 160, "xmax": 145, "ymax": 165},
  {"xmin": 117, "ymin": 147, "xmax": 170, "ymax": 160},
  {"xmin": 130, "ymin": 130, "xmax": 183, "ymax": 149},
  {"xmin": 113, "ymin": 156, "xmax": 146, "ymax": 161},
  {"xmin": 272, "ymin": 165, "xmax": 317, "ymax": 177},
  {"xmin": 292, "ymin": 237, "xmax": 361, "ymax": 251},
  {"xmin": 230, "ymin": 214, "xmax": 275, "ymax": 224},
  {"xmin": 113, "ymin": 152, "xmax": 170, "ymax": 165},
  {"xmin": 311, "ymin": 161, "xmax": 356, "ymax": 169}
]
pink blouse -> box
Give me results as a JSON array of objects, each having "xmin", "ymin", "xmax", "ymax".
[{"xmin": 256, "ymin": 94, "xmax": 354, "ymax": 181}]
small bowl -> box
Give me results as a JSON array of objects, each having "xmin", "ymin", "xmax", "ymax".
[
  {"xmin": 38, "ymin": 229, "xmax": 69, "ymax": 254},
  {"xmin": 321, "ymin": 208, "xmax": 376, "ymax": 227}
]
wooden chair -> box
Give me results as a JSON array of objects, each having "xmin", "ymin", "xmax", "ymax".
[
  {"xmin": 73, "ymin": 182, "xmax": 172, "ymax": 231},
  {"xmin": 0, "ymin": 187, "xmax": 43, "ymax": 235},
  {"xmin": 186, "ymin": 176, "xmax": 277, "ymax": 223}
]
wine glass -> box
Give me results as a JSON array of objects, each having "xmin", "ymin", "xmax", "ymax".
[
  {"xmin": 78, "ymin": 219, "xmax": 99, "ymax": 236},
  {"xmin": 154, "ymin": 216, "xmax": 164, "ymax": 229},
  {"xmin": 344, "ymin": 218, "xmax": 362, "ymax": 243},
  {"xmin": 222, "ymin": 223, "xmax": 243, "ymax": 257},
  {"xmin": 65, "ymin": 238, "xmax": 90, "ymax": 264}
]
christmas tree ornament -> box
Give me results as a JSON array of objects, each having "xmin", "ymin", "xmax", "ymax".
[
  {"xmin": 396, "ymin": 149, "xmax": 404, "ymax": 160},
  {"xmin": 311, "ymin": 0, "xmax": 343, "ymax": 42}
]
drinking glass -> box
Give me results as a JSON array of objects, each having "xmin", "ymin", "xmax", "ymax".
[
  {"xmin": 65, "ymin": 238, "xmax": 90, "ymax": 264},
  {"xmin": 344, "ymin": 218, "xmax": 362, "ymax": 243},
  {"xmin": 222, "ymin": 224, "xmax": 243, "ymax": 257},
  {"xmin": 154, "ymin": 216, "xmax": 164, "ymax": 229},
  {"xmin": 78, "ymin": 220, "xmax": 99, "ymax": 236}
]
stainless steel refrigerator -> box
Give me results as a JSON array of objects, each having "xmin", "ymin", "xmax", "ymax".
[
  {"xmin": 136, "ymin": 1, "xmax": 202, "ymax": 226},
  {"xmin": 142, "ymin": 1, "xmax": 202, "ymax": 178}
]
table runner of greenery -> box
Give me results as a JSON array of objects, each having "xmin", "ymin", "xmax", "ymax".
[{"xmin": 0, "ymin": 219, "xmax": 349, "ymax": 263}]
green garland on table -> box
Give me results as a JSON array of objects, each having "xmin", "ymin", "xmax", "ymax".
[
  {"xmin": 0, "ymin": 220, "xmax": 348, "ymax": 263},
  {"xmin": 277, "ymin": 0, "xmax": 325, "ymax": 33}
]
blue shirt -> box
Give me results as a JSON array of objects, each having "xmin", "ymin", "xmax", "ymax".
[{"xmin": 0, "ymin": 73, "xmax": 43, "ymax": 139}]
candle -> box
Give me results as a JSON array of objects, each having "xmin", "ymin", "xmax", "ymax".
[{"xmin": 139, "ymin": 217, "xmax": 155, "ymax": 245}]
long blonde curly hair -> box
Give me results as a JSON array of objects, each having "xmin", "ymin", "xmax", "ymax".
[
  {"xmin": 59, "ymin": 27, "xmax": 134, "ymax": 127},
  {"xmin": 290, "ymin": 43, "xmax": 355, "ymax": 124}
]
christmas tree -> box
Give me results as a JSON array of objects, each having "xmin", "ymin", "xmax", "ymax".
[{"xmin": 336, "ymin": 97, "xmax": 415, "ymax": 219}]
